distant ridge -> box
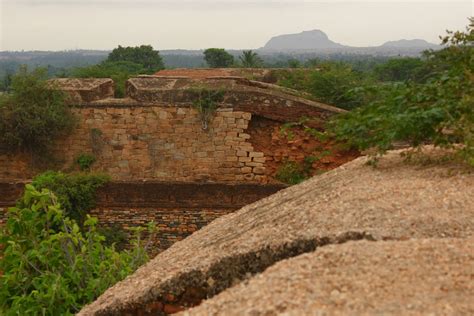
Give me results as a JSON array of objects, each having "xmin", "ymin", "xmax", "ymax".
[
  {"xmin": 381, "ymin": 39, "xmax": 439, "ymax": 48},
  {"xmin": 262, "ymin": 30, "xmax": 345, "ymax": 51},
  {"xmin": 260, "ymin": 29, "xmax": 439, "ymax": 52}
]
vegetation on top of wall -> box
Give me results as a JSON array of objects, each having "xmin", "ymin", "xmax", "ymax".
[
  {"xmin": 329, "ymin": 19, "xmax": 474, "ymax": 166},
  {"xmin": 31, "ymin": 171, "xmax": 110, "ymax": 226},
  {"xmin": 0, "ymin": 185, "xmax": 154, "ymax": 315},
  {"xmin": 0, "ymin": 66, "xmax": 75, "ymax": 154}
]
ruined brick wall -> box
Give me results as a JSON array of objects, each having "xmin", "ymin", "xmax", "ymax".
[
  {"xmin": 0, "ymin": 76, "xmax": 347, "ymax": 183},
  {"xmin": 0, "ymin": 181, "xmax": 285, "ymax": 253},
  {"xmin": 0, "ymin": 106, "xmax": 268, "ymax": 183}
]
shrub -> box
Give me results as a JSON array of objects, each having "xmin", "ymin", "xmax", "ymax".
[
  {"xmin": 191, "ymin": 87, "xmax": 225, "ymax": 130},
  {"xmin": 275, "ymin": 161, "xmax": 307, "ymax": 185},
  {"xmin": 31, "ymin": 171, "xmax": 110, "ymax": 225},
  {"xmin": 0, "ymin": 66, "xmax": 75, "ymax": 154},
  {"xmin": 277, "ymin": 61, "xmax": 368, "ymax": 110},
  {"xmin": 330, "ymin": 20, "xmax": 474, "ymax": 165},
  {"xmin": 0, "ymin": 185, "xmax": 153, "ymax": 315},
  {"xmin": 75, "ymin": 153, "xmax": 96, "ymax": 171}
]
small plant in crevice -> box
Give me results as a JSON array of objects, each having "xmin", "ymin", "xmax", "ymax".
[
  {"xmin": 75, "ymin": 153, "xmax": 96, "ymax": 171},
  {"xmin": 191, "ymin": 87, "xmax": 225, "ymax": 130},
  {"xmin": 31, "ymin": 171, "xmax": 110, "ymax": 226},
  {"xmin": 275, "ymin": 160, "xmax": 307, "ymax": 185}
]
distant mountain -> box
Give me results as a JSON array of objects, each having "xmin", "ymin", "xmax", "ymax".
[
  {"xmin": 381, "ymin": 39, "xmax": 439, "ymax": 48},
  {"xmin": 262, "ymin": 30, "xmax": 345, "ymax": 51}
]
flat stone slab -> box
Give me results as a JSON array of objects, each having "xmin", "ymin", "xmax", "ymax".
[
  {"xmin": 185, "ymin": 237, "xmax": 474, "ymax": 315},
  {"xmin": 79, "ymin": 147, "xmax": 474, "ymax": 315},
  {"xmin": 49, "ymin": 78, "xmax": 114, "ymax": 103}
]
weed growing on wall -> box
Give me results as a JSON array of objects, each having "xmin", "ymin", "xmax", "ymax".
[
  {"xmin": 75, "ymin": 153, "xmax": 96, "ymax": 171},
  {"xmin": 191, "ymin": 87, "xmax": 225, "ymax": 130},
  {"xmin": 0, "ymin": 185, "xmax": 154, "ymax": 315}
]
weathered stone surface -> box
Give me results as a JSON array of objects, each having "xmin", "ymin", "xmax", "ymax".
[
  {"xmin": 49, "ymin": 78, "xmax": 114, "ymax": 103},
  {"xmin": 184, "ymin": 238, "xmax": 474, "ymax": 316},
  {"xmin": 78, "ymin": 148, "xmax": 474, "ymax": 316}
]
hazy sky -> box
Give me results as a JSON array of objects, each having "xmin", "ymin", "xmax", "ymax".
[{"xmin": 0, "ymin": 0, "xmax": 472, "ymax": 51}]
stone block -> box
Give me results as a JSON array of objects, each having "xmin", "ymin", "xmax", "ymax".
[{"xmin": 249, "ymin": 152, "xmax": 264, "ymax": 158}]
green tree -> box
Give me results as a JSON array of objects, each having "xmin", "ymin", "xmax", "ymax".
[
  {"xmin": 106, "ymin": 45, "xmax": 164, "ymax": 73},
  {"xmin": 0, "ymin": 66, "xmax": 75, "ymax": 153},
  {"xmin": 239, "ymin": 50, "xmax": 262, "ymax": 68},
  {"xmin": 331, "ymin": 19, "xmax": 474, "ymax": 165},
  {"xmin": 0, "ymin": 185, "xmax": 153, "ymax": 315},
  {"xmin": 203, "ymin": 48, "xmax": 234, "ymax": 68}
]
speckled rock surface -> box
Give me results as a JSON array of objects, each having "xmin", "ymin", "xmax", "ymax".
[
  {"xmin": 182, "ymin": 237, "xmax": 474, "ymax": 316},
  {"xmin": 78, "ymin": 148, "xmax": 474, "ymax": 315}
]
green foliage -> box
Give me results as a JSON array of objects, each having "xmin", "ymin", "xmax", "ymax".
[
  {"xmin": 239, "ymin": 50, "xmax": 262, "ymax": 68},
  {"xmin": 72, "ymin": 61, "xmax": 146, "ymax": 98},
  {"xmin": 98, "ymin": 224, "xmax": 129, "ymax": 250},
  {"xmin": 287, "ymin": 59, "xmax": 301, "ymax": 68},
  {"xmin": 0, "ymin": 66, "xmax": 75, "ymax": 153},
  {"xmin": 75, "ymin": 153, "xmax": 96, "ymax": 171},
  {"xmin": 32, "ymin": 171, "xmax": 110, "ymax": 225},
  {"xmin": 203, "ymin": 48, "xmax": 234, "ymax": 68},
  {"xmin": 277, "ymin": 61, "xmax": 368, "ymax": 109},
  {"xmin": 331, "ymin": 20, "xmax": 474, "ymax": 165},
  {"xmin": 275, "ymin": 161, "xmax": 307, "ymax": 185},
  {"xmin": 0, "ymin": 185, "xmax": 153, "ymax": 315},
  {"xmin": 374, "ymin": 57, "xmax": 425, "ymax": 82},
  {"xmin": 191, "ymin": 87, "xmax": 225, "ymax": 130},
  {"xmin": 106, "ymin": 45, "xmax": 164, "ymax": 73}
]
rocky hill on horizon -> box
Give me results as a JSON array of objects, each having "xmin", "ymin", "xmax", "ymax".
[{"xmin": 260, "ymin": 29, "xmax": 439, "ymax": 53}]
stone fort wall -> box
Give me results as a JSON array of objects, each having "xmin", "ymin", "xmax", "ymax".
[{"xmin": 0, "ymin": 76, "xmax": 345, "ymax": 183}]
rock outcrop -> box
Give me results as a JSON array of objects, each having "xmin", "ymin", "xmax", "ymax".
[{"xmin": 78, "ymin": 147, "xmax": 474, "ymax": 315}]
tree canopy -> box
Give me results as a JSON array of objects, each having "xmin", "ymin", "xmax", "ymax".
[
  {"xmin": 203, "ymin": 48, "xmax": 234, "ymax": 68},
  {"xmin": 106, "ymin": 45, "xmax": 164, "ymax": 73},
  {"xmin": 239, "ymin": 50, "xmax": 262, "ymax": 68}
]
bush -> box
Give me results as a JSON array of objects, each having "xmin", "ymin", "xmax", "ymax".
[
  {"xmin": 32, "ymin": 171, "xmax": 110, "ymax": 225},
  {"xmin": 275, "ymin": 160, "xmax": 310, "ymax": 185},
  {"xmin": 75, "ymin": 153, "xmax": 96, "ymax": 171},
  {"xmin": 373, "ymin": 57, "xmax": 425, "ymax": 82},
  {"xmin": 0, "ymin": 66, "xmax": 75, "ymax": 153},
  {"xmin": 191, "ymin": 87, "xmax": 225, "ymax": 130},
  {"xmin": 0, "ymin": 185, "xmax": 152, "ymax": 315},
  {"xmin": 330, "ymin": 20, "xmax": 474, "ymax": 165},
  {"xmin": 277, "ymin": 61, "xmax": 368, "ymax": 110}
]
